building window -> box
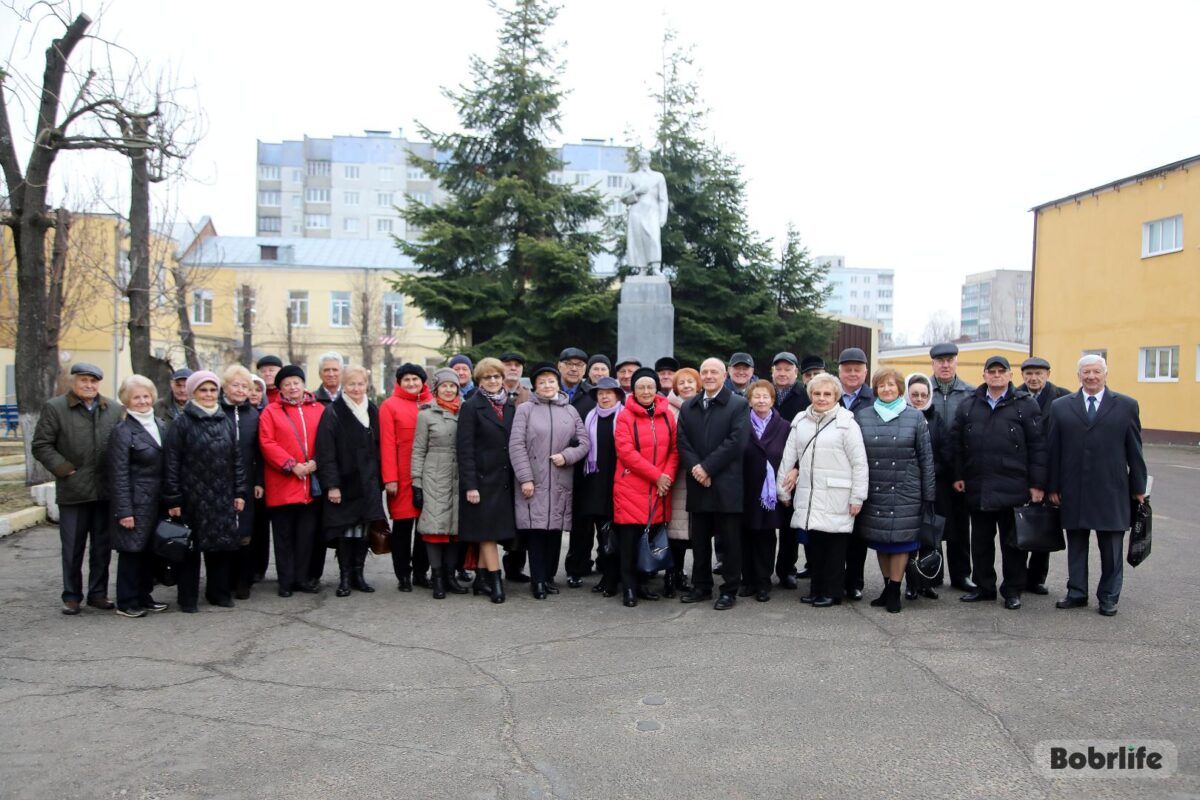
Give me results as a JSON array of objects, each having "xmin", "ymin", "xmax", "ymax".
[
  {"xmin": 291, "ymin": 194, "xmax": 301, "ymax": 209},
  {"xmin": 344, "ymin": 191, "xmax": 359, "ymax": 205},
  {"xmin": 379, "ymin": 167, "xmax": 393, "ymax": 182},
  {"xmin": 343, "ymin": 217, "xmax": 360, "ymax": 233},
  {"xmin": 330, "ymin": 291, "xmax": 351, "ymax": 328},
  {"xmin": 377, "ymin": 192, "xmax": 394, "ymax": 207},
  {"xmin": 258, "ymin": 165, "xmax": 280, "ymax": 180},
  {"xmin": 257, "ymin": 216, "xmax": 281, "ymax": 232},
  {"xmin": 289, "ymin": 290, "xmax": 309, "ymax": 327},
  {"xmin": 257, "ymin": 191, "xmax": 280, "ymax": 206},
  {"xmin": 377, "ymin": 218, "xmax": 394, "ymax": 233},
  {"xmin": 607, "ymin": 175, "xmax": 624, "ymax": 189},
  {"xmin": 849, "ymin": 290, "xmax": 857, "ymax": 298},
  {"xmin": 1142, "ymin": 215, "xmax": 1183, "ymax": 257},
  {"xmin": 1139, "ymin": 346, "xmax": 1179, "ymax": 382},
  {"xmin": 191, "ymin": 289, "xmax": 213, "ymax": 325},
  {"xmin": 878, "ymin": 289, "xmax": 892, "ymax": 298},
  {"xmin": 307, "ymin": 160, "xmax": 331, "ymax": 177},
  {"xmin": 291, "ymin": 169, "xmax": 303, "ymax": 183},
  {"xmin": 304, "ymin": 214, "xmax": 329, "ymax": 230},
  {"xmin": 411, "ymin": 191, "xmax": 431, "ymax": 206},
  {"xmin": 383, "ymin": 292, "xmax": 404, "ymax": 329},
  {"xmin": 575, "ymin": 173, "xmax": 588, "ymax": 185},
  {"xmin": 305, "ymin": 188, "xmax": 330, "ymax": 203},
  {"xmin": 234, "ymin": 286, "xmax": 257, "ymax": 325},
  {"xmin": 407, "ymin": 167, "xmax": 424, "ymax": 181},
  {"xmin": 850, "ymin": 275, "xmax": 858, "ymax": 284},
  {"xmin": 259, "ymin": 245, "xmax": 278, "ymax": 261},
  {"xmin": 344, "ymin": 165, "xmax": 360, "ymax": 180}
]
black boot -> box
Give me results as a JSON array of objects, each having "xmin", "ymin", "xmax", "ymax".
[
  {"xmin": 351, "ymin": 540, "xmax": 374, "ymax": 593},
  {"xmin": 623, "ymin": 587, "xmax": 638, "ymax": 608},
  {"xmin": 885, "ymin": 579, "xmax": 902, "ymax": 613},
  {"xmin": 430, "ymin": 568, "xmax": 447, "ymax": 600},
  {"xmin": 674, "ymin": 570, "xmax": 692, "ymax": 594},
  {"xmin": 531, "ymin": 582, "xmax": 547, "ymax": 600},
  {"xmin": 472, "ymin": 570, "xmax": 489, "ymax": 596},
  {"xmin": 870, "ymin": 582, "xmax": 890, "ymax": 607},
  {"xmin": 661, "ymin": 571, "xmax": 676, "ymax": 599},
  {"xmin": 335, "ymin": 540, "xmax": 352, "ymax": 598},
  {"xmin": 490, "ymin": 570, "xmax": 505, "ymax": 604},
  {"xmin": 444, "ymin": 565, "xmax": 469, "ymax": 595}
]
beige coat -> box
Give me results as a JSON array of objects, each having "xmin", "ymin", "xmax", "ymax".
[{"xmin": 412, "ymin": 404, "xmax": 459, "ymax": 536}]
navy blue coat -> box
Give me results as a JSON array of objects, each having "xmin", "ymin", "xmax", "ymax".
[{"xmin": 853, "ymin": 405, "xmax": 936, "ymax": 544}]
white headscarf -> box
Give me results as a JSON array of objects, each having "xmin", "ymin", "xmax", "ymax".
[{"xmin": 906, "ymin": 372, "xmax": 934, "ymax": 412}]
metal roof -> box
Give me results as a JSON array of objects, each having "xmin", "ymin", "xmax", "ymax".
[
  {"xmin": 1031, "ymin": 154, "xmax": 1200, "ymax": 211},
  {"xmin": 183, "ymin": 236, "xmax": 416, "ymax": 271}
]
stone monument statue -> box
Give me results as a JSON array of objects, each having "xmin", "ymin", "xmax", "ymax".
[
  {"xmin": 617, "ymin": 148, "xmax": 673, "ymax": 366},
  {"xmin": 621, "ymin": 149, "xmax": 669, "ymax": 275}
]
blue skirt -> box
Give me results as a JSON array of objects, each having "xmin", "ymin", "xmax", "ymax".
[{"xmin": 869, "ymin": 539, "xmax": 919, "ymax": 554}]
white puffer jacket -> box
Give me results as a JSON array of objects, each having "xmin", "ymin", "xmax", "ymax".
[{"xmin": 777, "ymin": 405, "xmax": 868, "ymax": 534}]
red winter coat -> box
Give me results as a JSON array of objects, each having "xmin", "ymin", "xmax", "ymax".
[
  {"xmin": 258, "ymin": 392, "xmax": 325, "ymax": 507},
  {"xmin": 379, "ymin": 382, "xmax": 433, "ymax": 519},
  {"xmin": 613, "ymin": 395, "xmax": 679, "ymax": 526}
]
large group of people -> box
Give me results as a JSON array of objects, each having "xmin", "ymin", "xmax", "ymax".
[{"xmin": 30, "ymin": 340, "xmax": 1147, "ymax": 619}]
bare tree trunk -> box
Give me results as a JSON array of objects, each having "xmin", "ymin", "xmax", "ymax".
[
  {"xmin": 240, "ymin": 284, "xmax": 254, "ymax": 365},
  {"xmin": 286, "ymin": 301, "xmax": 296, "ymax": 365},
  {"xmin": 125, "ymin": 115, "xmax": 173, "ymax": 391},
  {"xmin": 359, "ymin": 286, "xmax": 375, "ymax": 395},
  {"xmin": 171, "ymin": 264, "xmax": 199, "ymax": 369},
  {"xmin": 383, "ymin": 313, "xmax": 396, "ymax": 400}
]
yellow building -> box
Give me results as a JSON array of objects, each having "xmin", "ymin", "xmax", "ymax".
[
  {"xmin": 0, "ymin": 212, "xmax": 188, "ymax": 401},
  {"xmin": 1032, "ymin": 155, "xmax": 1200, "ymax": 444},
  {"xmin": 878, "ymin": 340, "xmax": 1030, "ymax": 384},
  {"xmin": 180, "ymin": 236, "xmax": 453, "ymax": 393}
]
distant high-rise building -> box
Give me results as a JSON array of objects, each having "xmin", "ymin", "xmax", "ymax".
[
  {"xmin": 815, "ymin": 255, "xmax": 895, "ymax": 344},
  {"xmin": 960, "ymin": 269, "xmax": 1031, "ymax": 343},
  {"xmin": 255, "ymin": 130, "xmax": 629, "ymax": 273}
]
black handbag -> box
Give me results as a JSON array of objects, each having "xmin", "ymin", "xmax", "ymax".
[
  {"xmin": 1009, "ymin": 504, "xmax": 1065, "ymax": 552},
  {"xmin": 918, "ymin": 504, "xmax": 945, "ymax": 550},
  {"xmin": 1127, "ymin": 498, "xmax": 1152, "ymax": 567},
  {"xmin": 153, "ymin": 518, "xmax": 193, "ymax": 563}
]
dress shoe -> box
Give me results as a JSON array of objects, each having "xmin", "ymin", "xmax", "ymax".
[
  {"xmin": 844, "ymin": 588, "xmax": 863, "ymax": 601},
  {"xmin": 799, "ymin": 594, "xmax": 816, "ymax": 604},
  {"xmin": 1029, "ymin": 584, "xmax": 1049, "ymax": 595},
  {"xmin": 905, "ymin": 587, "xmax": 919, "ymax": 601},
  {"xmin": 623, "ymin": 588, "xmax": 638, "ymax": 608},
  {"xmin": 796, "ymin": 568, "xmax": 811, "ymax": 580},
  {"xmin": 543, "ymin": 581, "xmax": 560, "ymax": 595},
  {"xmin": 179, "ymin": 605, "xmax": 199, "ymax": 613},
  {"xmin": 920, "ymin": 588, "xmax": 939, "ymax": 600},
  {"xmin": 567, "ymin": 576, "xmax": 584, "ymax": 588},
  {"xmin": 295, "ymin": 581, "xmax": 320, "ymax": 594},
  {"xmin": 61, "ymin": 600, "xmax": 81, "ymax": 616},
  {"xmin": 277, "ymin": 589, "xmax": 293, "ymax": 598},
  {"xmin": 713, "ymin": 594, "xmax": 735, "ymax": 611},
  {"xmin": 142, "ymin": 599, "xmax": 169, "ymax": 612},
  {"xmin": 412, "ymin": 574, "xmax": 432, "ymax": 588},
  {"xmin": 755, "ymin": 589, "xmax": 770, "ymax": 603},
  {"xmin": 601, "ymin": 586, "xmax": 618, "ymax": 598},
  {"xmin": 680, "ymin": 589, "xmax": 712, "ymax": 604},
  {"xmin": 87, "ymin": 597, "xmax": 115, "ymax": 610},
  {"xmin": 1003, "ymin": 597, "xmax": 1022, "ymax": 610},
  {"xmin": 1056, "ymin": 597, "xmax": 1087, "ymax": 609},
  {"xmin": 507, "ymin": 572, "xmax": 531, "ymax": 584},
  {"xmin": 951, "ymin": 578, "xmax": 978, "ymax": 592},
  {"xmin": 1098, "ymin": 604, "xmax": 1118, "ymax": 617},
  {"xmin": 115, "ymin": 606, "xmax": 146, "ymax": 618},
  {"xmin": 960, "ymin": 590, "xmax": 997, "ymax": 603},
  {"xmin": 778, "ymin": 575, "xmax": 799, "ymax": 590},
  {"xmin": 591, "ymin": 582, "xmax": 606, "ymax": 593},
  {"xmin": 636, "ymin": 586, "xmax": 660, "ymax": 601},
  {"xmin": 235, "ymin": 585, "xmax": 251, "ymax": 601},
  {"xmin": 213, "ymin": 598, "xmax": 235, "ymax": 609},
  {"xmin": 737, "ymin": 585, "xmax": 755, "ymax": 598},
  {"xmin": 531, "ymin": 582, "xmax": 548, "ymax": 600},
  {"xmin": 811, "ymin": 596, "xmax": 836, "ymax": 608},
  {"xmin": 397, "ymin": 576, "xmax": 413, "ymax": 592}
]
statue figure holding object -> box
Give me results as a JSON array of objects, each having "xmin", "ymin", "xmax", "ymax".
[{"xmin": 621, "ymin": 149, "xmax": 669, "ymax": 275}]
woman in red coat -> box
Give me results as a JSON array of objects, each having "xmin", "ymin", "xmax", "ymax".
[
  {"xmin": 257, "ymin": 365, "xmax": 325, "ymax": 596},
  {"xmin": 613, "ymin": 368, "xmax": 679, "ymax": 607},
  {"xmin": 379, "ymin": 363, "xmax": 433, "ymax": 591}
]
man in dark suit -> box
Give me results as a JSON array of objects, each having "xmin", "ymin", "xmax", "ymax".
[
  {"xmin": 771, "ymin": 352, "xmax": 810, "ymax": 587},
  {"xmin": 837, "ymin": 348, "xmax": 875, "ymax": 600},
  {"xmin": 677, "ymin": 357, "xmax": 750, "ymax": 610},
  {"xmin": 929, "ymin": 342, "xmax": 977, "ymax": 592},
  {"xmin": 1016, "ymin": 356, "xmax": 1072, "ymax": 593},
  {"xmin": 1047, "ymin": 354, "xmax": 1147, "ymax": 617}
]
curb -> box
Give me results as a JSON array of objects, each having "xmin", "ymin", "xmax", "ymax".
[{"xmin": 0, "ymin": 505, "xmax": 47, "ymax": 538}]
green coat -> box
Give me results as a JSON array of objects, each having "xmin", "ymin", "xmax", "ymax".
[
  {"xmin": 411, "ymin": 404, "xmax": 459, "ymax": 537},
  {"xmin": 31, "ymin": 392, "xmax": 125, "ymax": 505}
]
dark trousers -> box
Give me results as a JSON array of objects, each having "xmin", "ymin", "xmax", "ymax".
[
  {"xmin": 668, "ymin": 538, "xmax": 689, "ymax": 576},
  {"xmin": 808, "ymin": 531, "xmax": 848, "ymax": 600},
  {"xmin": 970, "ymin": 509, "xmax": 1026, "ymax": 598},
  {"xmin": 843, "ymin": 529, "xmax": 868, "ymax": 593},
  {"xmin": 566, "ymin": 514, "xmax": 604, "ymax": 577},
  {"xmin": 177, "ymin": 549, "xmax": 233, "ymax": 608},
  {"xmin": 58, "ymin": 501, "xmax": 111, "ymax": 603},
  {"xmin": 740, "ymin": 528, "xmax": 777, "ymax": 592},
  {"xmin": 690, "ymin": 512, "xmax": 742, "ymax": 595},
  {"xmin": 271, "ymin": 503, "xmax": 318, "ymax": 590},
  {"xmin": 523, "ymin": 529, "xmax": 563, "ymax": 584},
  {"xmin": 250, "ymin": 497, "xmax": 271, "ymax": 578},
  {"xmin": 774, "ymin": 528, "xmax": 801, "ymax": 579},
  {"xmin": 614, "ymin": 524, "xmax": 643, "ymax": 591},
  {"xmin": 944, "ymin": 488, "xmax": 972, "ymax": 585},
  {"xmin": 1065, "ymin": 529, "xmax": 1124, "ymax": 605},
  {"xmin": 502, "ymin": 541, "xmax": 527, "ymax": 578},
  {"xmin": 308, "ymin": 504, "xmax": 327, "ymax": 582},
  {"xmin": 115, "ymin": 550, "xmax": 155, "ymax": 610},
  {"xmin": 389, "ymin": 517, "xmax": 429, "ymax": 580},
  {"xmin": 1026, "ymin": 551, "xmax": 1050, "ymax": 587},
  {"xmin": 424, "ymin": 540, "xmax": 459, "ymax": 570}
]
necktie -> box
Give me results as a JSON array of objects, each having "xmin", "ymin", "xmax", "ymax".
[
  {"xmin": 1087, "ymin": 395, "xmax": 1097, "ymax": 421},
  {"xmin": 703, "ymin": 396, "xmax": 710, "ymax": 411}
]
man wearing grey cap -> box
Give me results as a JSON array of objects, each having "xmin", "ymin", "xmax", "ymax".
[
  {"xmin": 154, "ymin": 367, "xmax": 193, "ymax": 423},
  {"xmin": 725, "ymin": 353, "xmax": 758, "ymax": 396},
  {"xmin": 32, "ymin": 364, "xmax": 125, "ymax": 614},
  {"xmin": 929, "ymin": 342, "xmax": 977, "ymax": 592},
  {"xmin": 1015, "ymin": 356, "xmax": 1070, "ymax": 595},
  {"xmin": 836, "ymin": 348, "xmax": 874, "ymax": 599}
]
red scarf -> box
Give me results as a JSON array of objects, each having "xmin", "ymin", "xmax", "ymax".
[{"xmin": 436, "ymin": 395, "xmax": 461, "ymax": 415}]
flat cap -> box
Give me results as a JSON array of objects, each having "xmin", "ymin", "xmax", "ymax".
[
  {"xmin": 1021, "ymin": 356, "xmax": 1051, "ymax": 371},
  {"xmin": 729, "ymin": 352, "xmax": 754, "ymax": 368},
  {"xmin": 929, "ymin": 342, "xmax": 959, "ymax": 359},
  {"xmin": 170, "ymin": 368, "xmax": 194, "ymax": 381},
  {"xmin": 256, "ymin": 355, "xmax": 283, "ymax": 369},
  {"xmin": 838, "ymin": 347, "xmax": 868, "ymax": 365},
  {"xmin": 557, "ymin": 347, "xmax": 588, "ymax": 363},
  {"xmin": 800, "ymin": 355, "xmax": 826, "ymax": 374},
  {"xmin": 499, "ymin": 352, "xmax": 526, "ymax": 365},
  {"xmin": 613, "ymin": 357, "xmax": 642, "ymax": 372},
  {"xmin": 654, "ymin": 356, "xmax": 680, "ymax": 372},
  {"xmin": 69, "ymin": 363, "xmax": 103, "ymax": 380},
  {"xmin": 772, "ymin": 351, "xmax": 798, "ymax": 367},
  {"xmin": 985, "ymin": 355, "xmax": 1011, "ymax": 370}
]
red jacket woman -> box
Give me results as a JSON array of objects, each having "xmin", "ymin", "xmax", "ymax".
[
  {"xmin": 613, "ymin": 392, "xmax": 679, "ymax": 526},
  {"xmin": 378, "ymin": 365, "xmax": 434, "ymax": 591},
  {"xmin": 258, "ymin": 389, "xmax": 325, "ymax": 508}
]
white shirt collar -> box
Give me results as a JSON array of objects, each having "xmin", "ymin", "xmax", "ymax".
[{"xmin": 1083, "ymin": 387, "xmax": 1106, "ymax": 406}]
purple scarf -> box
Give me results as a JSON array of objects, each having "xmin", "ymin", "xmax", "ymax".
[
  {"xmin": 584, "ymin": 404, "xmax": 621, "ymax": 474},
  {"xmin": 751, "ymin": 409, "xmax": 777, "ymax": 511}
]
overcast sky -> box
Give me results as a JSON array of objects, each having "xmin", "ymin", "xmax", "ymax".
[{"xmin": 4, "ymin": 0, "xmax": 1198, "ymax": 342}]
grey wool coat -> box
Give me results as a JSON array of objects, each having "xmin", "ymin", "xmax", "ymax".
[
  {"xmin": 509, "ymin": 391, "xmax": 589, "ymax": 531},
  {"xmin": 412, "ymin": 404, "xmax": 460, "ymax": 537}
]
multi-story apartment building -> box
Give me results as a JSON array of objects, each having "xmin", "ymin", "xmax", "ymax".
[
  {"xmin": 256, "ymin": 131, "xmax": 629, "ymax": 274},
  {"xmin": 960, "ymin": 269, "xmax": 1031, "ymax": 343},
  {"xmin": 814, "ymin": 255, "xmax": 895, "ymax": 344}
]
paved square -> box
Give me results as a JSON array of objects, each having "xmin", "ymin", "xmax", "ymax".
[{"xmin": 1, "ymin": 447, "xmax": 1197, "ymax": 799}]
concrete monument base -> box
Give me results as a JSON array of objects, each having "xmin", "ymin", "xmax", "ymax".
[{"xmin": 617, "ymin": 273, "xmax": 674, "ymax": 368}]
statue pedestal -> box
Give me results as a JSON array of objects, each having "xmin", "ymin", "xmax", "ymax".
[{"xmin": 617, "ymin": 274, "xmax": 674, "ymax": 368}]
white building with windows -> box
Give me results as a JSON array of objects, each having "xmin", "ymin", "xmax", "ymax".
[
  {"xmin": 815, "ymin": 256, "xmax": 895, "ymax": 344},
  {"xmin": 960, "ymin": 269, "xmax": 1031, "ymax": 343}
]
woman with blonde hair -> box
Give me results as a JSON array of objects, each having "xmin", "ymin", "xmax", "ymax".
[{"xmin": 220, "ymin": 364, "xmax": 262, "ymax": 600}]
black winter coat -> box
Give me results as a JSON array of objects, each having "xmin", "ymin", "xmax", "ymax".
[
  {"xmin": 952, "ymin": 385, "xmax": 1046, "ymax": 511},
  {"xmin": 854, "ymin": 405, "xmax": 936, "ymax": 544},
  {"xmin": 315, "ymin": 396, "xmax": 386, "ymax": 539},
  {"xmin": 1018, "ymin": 380, "xmax": 1071, "ymax": 434},
  {"xmin": 106, "ymin": 416, "xmax": 166, "ymax": 552},
  {"xmin": 456, "ymin": 391, "xmax": 517, "ymax": 543},
  {"xmin": 843, "ymin": 385, "xmax": 875, "ymax": 413},
  {"xmin": 775, "ymin": 386, "xmax": 810, "ymax": 423},
  {"xmin": 678, "ymin": 387, "xmax": 751, "ymax": 514},
  {"xmin": 163, "ymin": 403, "xmax": 247, "ymax": 552},
  {"xmin": 220, "ymin": 393, "xmax": 260, "ymax": 543},
  {"xmin": 742, "ymin": 410, "xmax": 790, "ymax": 529},
  {"xmin": 575, "ymin": 412, "xmax": 617, "ymax": 518},
  {"xmin": 920, "ymin": 406, "xmax": 954, "ymax": 515}
]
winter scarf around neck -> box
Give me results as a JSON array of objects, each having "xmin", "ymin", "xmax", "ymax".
[
  {"xmin": 343, "ymin": 394, "xmax": 370, "ymax": 428},
  {"xmin": 584, "ymin": 404, "xmax": 621, "ymax": 475},
  {"xmin": 750, "ymin": 409, "xmax": 777, "ymax": 511},
  {"xmin": 873, "ymin": 394, "xmax": 907, "ymax": 423},
  {"xmin": 128, "ymin": 408, "xmax": 161, "ymax": 446}
]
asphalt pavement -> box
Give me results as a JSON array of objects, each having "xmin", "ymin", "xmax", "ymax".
[{"xmin": 1, "ymin": 446, "xmax": 1197, "ymax": 799}]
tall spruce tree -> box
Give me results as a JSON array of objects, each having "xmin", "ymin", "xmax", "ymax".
[
  {"xmin": 392, "ymin": 0, "xmax": 615, "ymax": 361},
  {"xmin": 770, "ymin": 224, "xmax": 836, "ymax": 357}
]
